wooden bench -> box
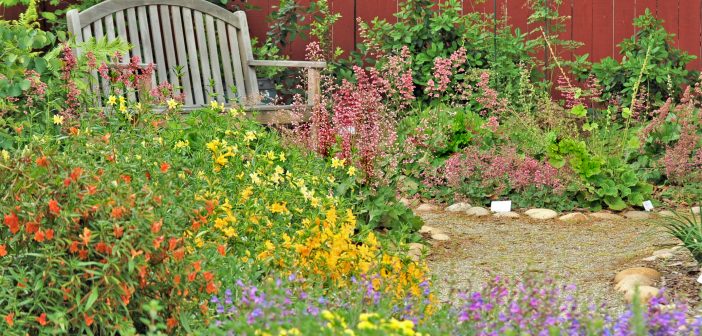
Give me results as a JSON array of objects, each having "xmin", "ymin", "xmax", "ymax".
[{"xmin": 67, "ymin": 0, "xmax": 325, "ymax": 123}]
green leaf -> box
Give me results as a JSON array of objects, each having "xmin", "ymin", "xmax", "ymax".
[
  {"xmin": 569, "ymin": 104, "xmax": 587, "ymax": 118},
  {"xmin": 604, "ymin": 196, "xmax": 628, "ymax": 210},
  {"xmin": 622, "ymin": 107, "xmax": 632, "ymax": 119},
  {"xmin": 621, "ymin": 171, "xmax": 639, "ymax": 186},
  {"xmin": 84, "ymin": 287, "xmax": 99, "ymax": 311}
]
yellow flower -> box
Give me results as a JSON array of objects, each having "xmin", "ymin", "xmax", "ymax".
[
  {"xmin": 174, "ymin": 140, "xmax": 190, "ymax": 149},
  {"xmin": 359, "ymin": 313, "xmax": 379, "ymax": 322},
  {"xmin": 274, "ymin": 166, "xmax": 284, "ymax": 174},
  {"xmin": 194, "ymin": 237, "xmax": 204, "ymax": 248},
  {"xmin": 279, "ymin": 152, "xmax": 286, "ymax": 162},
  {"xmin": 266, "ymin": 151, "xmax": 276, "ymax": 160},
  {"xmin": 206, "ymin": 139, "xmax": 221, "ymax": 152},
  {"xmin": 269, "ymin": 202, "xmax": 288, "ymax": 214},
  {"xmin": 167, "ymin": 98, "xmax": 179, "ymax": 110},
  {"xmin": 107, "ymin": 95, "xmax": 117, "ymax": 105},
  {"xmin": 331, "ymin": 157, "xmax": 346, "ymax": 168},
  {"xmin": 223, "ymin": 227, "xmax": 237, "ymax": 238},
  {"xmin": 250, "ymin": 172, "xmax": 262, "ymax": 185},
  {"xmin": 321, "ymin": 310, "xmax": 334, "ymax": 321},
  {"xmin": 347, "ymin": 166, "xmax": 357, "ymax": 176},
  {"xmin": 119, "ymin": 96, "xmax": 126, "ymax": 104},
  {"xmin": 209, "ymin": 100, "xmax": 225, "ymax": 111},
  {"xmin": 358, "ymin": 320, "xmax": 377, "ymax": 330},
  {"xmin": 244, "ymin": 131, "xmax": 257, "ymax": 142},
  {"xmin": 52, "ymin": 114, "xmax": 64, "ymax": 125},
  {"xmin": 119, "ymin": 103, "xmax": 128, "ymax": 113},
  {"xmin": 327, "ymin": 175, "xmax": 335, "ymax": 183},
  {"xmin": 0, "ymin": 150, "xmax": 9, "ymax": 161}
]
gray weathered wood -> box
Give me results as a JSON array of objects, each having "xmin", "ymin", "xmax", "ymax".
[
  {"xmin": 148, "ymin": 5, "xmax": 168, "ymax": 85},
  {"xmin": 216, "ymin": 20, "xmax": 235, "ymax": 101},
  {"xmin": 194, "ymin": 11, "xmax": 213, "ymax": 102},
  {"xmin": 92, "ymin": 20, "xmax": 109, "ymax": 102},
  {"xmin": 159, "ymin": 5, "xmax": 180, "ymax": 95},
  {"xmin": 233, "ymin": 11, "xmax": 259, "ymax": 104},
  {"xmin": 206, "ymin": 15, "xmax": 224, "ymax": 102},
  {"xmin": 126, "ymin": 8, "xmax": 142, "ymax": 59},
  {"xmin": 68, "ymin": 0, "xmax": 326, "ymax": 119},
  {"xmin": 249, "ymin": 60, "xmax": 327, "ymax": 68},
  {"xmin": 66, "ymin": 9, "xmax": 83, "ymax": 46},
  {"xmin": 227, "ymin": 25, "xmax": 246, "ymax": 100},
  {"xmin": 137, "ymin": 6, "xmax": 155, "ymax": 87},
  {"xmin": 78, "ymin": 0, "xmax": 241, "ymax": 30},
  {"xmin": 182, "ymin": 8, "xmax": 205, "ymax": 105},
  {"xmin": 115, "ymin": 11, "xmax": 129, "ymax": 63}
]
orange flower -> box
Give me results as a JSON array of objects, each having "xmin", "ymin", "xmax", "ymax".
[
  {"xmin": 113, "ymin": 225, "xmax": 124, "ymax": 238},
  {"xmin": 101, "ymin": 133, "xmax": 111, "ymax": 143},
  {"xmin": 34, "ymin": 230, "xmax": 46, "ymax": 242},
  {"xmin": 120, "ymin": 175, "xmax": 131, "ymax": 184},
  {"xmin": 160, "ymin": 162, "xmax": 170, "ymax": 173},
  {"xmin": 70, "ymin": 167, "xmax": 83, "ymax": 181},
  {"xmin": 151, "ymin": 220, "xmax": 162, "ymax": 234},
  {"xmin": 36, "ymin": 156, "xmax": 48, "ymax": 167},
  {"xmin": 111, "ymin": 206, "xmax": 126, "ymax": 219},
  {"xmin": 48, "ymin": 199, "xmax": 60, "ymax": 216},
  {"xmin": 206, "ymin": 281, "xmax": 217, "ymax": 294},
  {"xmin": 84, "ymin": 314, "xmax": 94, "ymax": 326},
  {"xmin": 86, "ymin": 185, "xmax": 97, "ymax": 195},
  {"xmin": 69, "ymin": 241, "xmax": 79, "ymax": 253},
  {"xmin": 203, "ymin": 271, "xmax": 214, "ymax": 282},
  {"xmin": 217, "ymin": 244, "xmax": 226, "ymax": 256},
  {"xmin": 167, "ymin": 317, "xmax": 178, "ymax": 330},
  {"xmin": 0, "ymin": 245, "xmax": 7, "ymax": 257},
  {"xmin": 36, "ymin": 312, "xmax": 47, "ymax": 326},
  {"xmin": 4, "ymin": 212, "xmax": 20, "ymax": 234},
  {"xmin": 4, "ymin": 312, "xmax": 14, "ymax": 326},
  {"xmin": 80, "ymin": 227, "xmax": 92, "ymax": 246},
  {"xmin": 45, "ymin": 229, "xmax": 54, "ymax": 240},
  {"xmin": 192, "ymin": 260, "xmax": 202, "ymax": 272},
  {"xmin": 172, "ymin": 248, "xmax": 185, "ymax": 261},
  {"xmin": 25, "ymin": 221, "xmax": 39, "ymax": 234},
  {"xmin": 69, "ymin": 127, "xmax": 79, "ymax": 136}
]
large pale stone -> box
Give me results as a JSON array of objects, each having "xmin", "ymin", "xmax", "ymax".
[
  {"xmin": 399, "ymin": 198, "xmax": 411, "ymax": 206},
  {"xmin": 693, "ymin": 206, "xmax": 701, "ymax": 214},
  {"xmin": 652, "ymin": 248, "xmax": 675, "ymax": 259},
  {"xmin": 559, "ymin": 212, "xmax": 588, "ymax": 222},
  {"xmin": 415, "ymin": 203, "xmax": 440, "ymax": 212},
  {"xmin": 466, "ymin": 207, "xmax": 490, "ymax": 217},
  {"xmin": 494, "ymin": 211, "xmax": 520, "ymax": 219},
  {"xmin": 431, "ymin": 233, "xmax": 450, "ymax": 241},
  {"xmin": 590, "ymin": 212, "xmax": 624, "ymax": 220},
  {"xmin": 419, "ymin": 226, "xmax": 436, "ymax": 234},
  {"xmin": 445, "ymin": 202, "xmax": 471, "ymax": 212},
  {"xmin": 624, "ymin": 286, "xmax": 660, "ymax": 303},
  {"xmin": 623, "ymin": 211, "xmax": 653, "ymax": 220},
  {"xmin": 615, "ymin": 274, "xmax": 656, "ymax": 292},
  {"xmin": 614, "ymin": 267, "xmax": 661, "ymax": 283},
  {"xmin": 525, "ymin": 208, "xmax": 558, "ymax": 220}
]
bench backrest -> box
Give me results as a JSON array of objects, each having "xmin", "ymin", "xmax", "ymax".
[{"xmin": 67, "ymin": 0, "xmax": 260, "ymax": 107}]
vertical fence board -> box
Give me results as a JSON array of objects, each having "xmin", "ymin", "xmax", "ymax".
[
  {"xmin": 572, "ymin": 0, "xmax": 593, "ymax": 59},
  {"xmin": 509, "ymin": 0, "xmax": 532, "ymax": 38},
  {"xmin": 591, "ymin": 0, "xmax": 614, "ymax": 61},
  {"xmin": 657, "ymin": 0, "xmax": 680, "ymax": 47},
  {"xmin": 612, "ymin": 0, "xmax": 636, "ymax": 60},
  {"xmin": 678, "ymin": 0, "xmax": 702, "ymax": 69},
  {"xmin": 330, "ymin": 0, "xmax": 356, "ymax": 58},
  {"xmin": 244, "ymin": 0, "xmax": 270, "ymax": 51}
]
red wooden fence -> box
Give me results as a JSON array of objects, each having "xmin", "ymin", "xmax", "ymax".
[{"xmin": 2, "ymin": 0, "xmax": 701, "ymax": 68}]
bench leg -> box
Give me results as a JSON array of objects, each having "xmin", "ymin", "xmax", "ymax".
[{"xmin": 307, "ymin": 68, "xmax": 321, "ymax": 106}]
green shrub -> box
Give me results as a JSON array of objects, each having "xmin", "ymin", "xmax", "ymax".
[{"xmin": 660, "ymin": 207, "xmax": 702, "ymax": 264}]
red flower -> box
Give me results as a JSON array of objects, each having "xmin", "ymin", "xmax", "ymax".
[
  {"xmin": 4, "ymin": 212, "xmax": 20, "ymax": 234},
  {"xmin": 166, "ymin": 317, "xmax": 178, "ymax": 330},
  {"xmin": 48, "ymin": 199, "xmax": 61, "ymax": 216},
  {"xmin": 36, "ymin": 313, "xmax": 47, "ymax": 326},
  {"xmin": 86, "ymin": 185, "xmax": 98, "ymax": 195},
  {"xmin": 217, "ymin": 244, "xmax": 226, "ymax": 256},
  {"xmin": 206, "ymin": 281, "xmax": 217, "ymax": 294},
  {"xmin": 0, "ymin": 245, "xmax": 7, "ymax": 257},
  {"xmin": 45, "ymin": 228, "xmax": 54, "ymax": 240},
  {"xmin": 80, "ymin": 227, "xmax": 92, "ymax": 246},
  {"xmin": 113, "ymin": 225, "xmax": 124, "ymax": 238},
  {"xmin": 34, "ymin": 230, "xmax": 46, "ymax": 242},
  {"xmin": 151, "ymin": 220, "xmax": 162, "ymax": 234},
  {"xmin": 84, "ymin": 314, "xmax": 94, "ymax": 327},
  {"xmin": 4, "ymin": 313, "xmax": 14, "ymax": 327},
  {"xmin": 36, "ymin": 156, "xmax": 48, "ymax": 167},
  {"xmin": 203, "ymin": 271, "xmax": 214, "ymax": 282},
  {"xmin": 25, "ymin": 221, "xmax": 39, "ymax": 234},
  {"xmin": 160, "ymin": 162, "xmax": 170, "ymax": 173},
  {"xmin": 111, "ymin": 206, "xmax": 126, "ymax": 219},
  {"xmin": 63, "ymin": 178, "xmax": 72, "ymax": 187},
  {"xmin": 70, "ymin": 167, "xmax": 83, "ymax": 181},
  {"xmin": 69, "ymin": 241, "xmax": 79, "ymax": 253}
]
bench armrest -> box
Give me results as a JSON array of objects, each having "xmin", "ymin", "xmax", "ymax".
[{"xmin": 248, "ymin": 60, "xmax": 326, "ymax": 68}]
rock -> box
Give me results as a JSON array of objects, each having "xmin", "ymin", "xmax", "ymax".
[
  {"xmin": 525, "ymin": 208, "xmax": 558, "ymax": 220},
  {"xmin": 466, "ymin": 206, "xmax": 490, "ymax": 217},
  {"xmin": 652, "ymin": 248, "xmax": 675, "ymax": 259},
  {"xmin": 624, "ymin": 286, "xmax": 660, "ymax": 303},
  {"xmin": 614, "ymin": 267, "xmax": 661, "ymax": 283},
  {"xmin": 623, "ymin": 211, "xmax": 653, "ymax": 220},
  {"xmin": 399, "ymin": 198, "xmax": 411, "ymax": 206},
  {"xmin": 419, "ymin": 226, "xmax": 436, "ymax": 234},
  {"xmin": 615, "ymin": 274, "xmax": 656, "ymax": 292},
  {"xmin": 407, "ymin": 243, "xmax": 429, "ymax": 261},
  {"xmin": 559, "ymin": 212, "xmax": 588, "ymax": 222},
  {"xmin": 431, "ymin": 233, "xmax": 450, "ymax": 241},
  {"xmin": 590, "ymin": 212, "xmax": 623, "ymax": 220},
  {"xmin": 693, "ymin": 206, "xmax": 701, "ymax": 214},
  {"xmin": 658, "ymin": 210, "xmax": 676, "ymax": 218},
  {"xmin": 415, "ymin": 203, "xmax": 439, "ymax": 212},
  {"xmin": 642, "ymin": 256, "xmax": 658, "ymax": 262},
  {"xmin": 445, "ymin": 202, "xmax": 471, "ymax": 212},
  {"xmin": 494, "ymin": 211, "xmax": 520, "ymax": 219}
]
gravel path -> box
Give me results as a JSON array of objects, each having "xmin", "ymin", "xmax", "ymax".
[{"xmin": 420, "ymin": 212, "xmax": 681, "ymax": 308}]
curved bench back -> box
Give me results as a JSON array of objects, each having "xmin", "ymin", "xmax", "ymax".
[{"xmin": 67, "ymin": 0, "xmax": 259, "ymax": 106}]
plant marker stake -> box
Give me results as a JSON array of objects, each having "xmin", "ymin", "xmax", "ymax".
[
  {"xmin": 643, "ymin": 200, "xmax": 654, "ymax": 212},
  {"xmin": 491, "ymin": 200, "xmax": 511, "ymax": 213}
]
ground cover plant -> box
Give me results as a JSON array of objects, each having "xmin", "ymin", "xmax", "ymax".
[{"xmin": 2, "ymin": 0, "xmax": 702, "ymax": 335}]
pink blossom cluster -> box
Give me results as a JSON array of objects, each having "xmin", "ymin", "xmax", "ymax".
[
  {"xmin": 382, "ymin": 46, "xmax": 415, "ymax": 110},
  {"xmin": 149, "ymin": 81, "xmax": 184, "ymax": 105},
  {"xmin": 442, "ymin": 145, "xmax": 563, "ymax": 195},
  {"xmin": 426, "ymin": 47, "xmax": 468, "ymax": 98},
  {"xmin": 475, "ymin": 72, "xmax": 508, "ymax": 116},
  {"xmin": 23, "ymin": 69, "xmax": 47, "ymax": 108},
  {"xmin": 60, "ymin": 44, "xmax": 81, "ymax": 117},
  {"xmin": 98, "ymin": 55, "xmax": 155, "ymax": 91}
]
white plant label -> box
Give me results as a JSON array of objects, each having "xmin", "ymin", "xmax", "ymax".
[
  {"xmin": 491, "ymin": 200, "xmax": 512, "ymax": 213},
  {"xmin": 643, "ymin": 200, "xmax": 654, "ymax": 212},
  {"xmin": 697, "ymin": 273, "xmax": 702, "ymax": 285}
]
